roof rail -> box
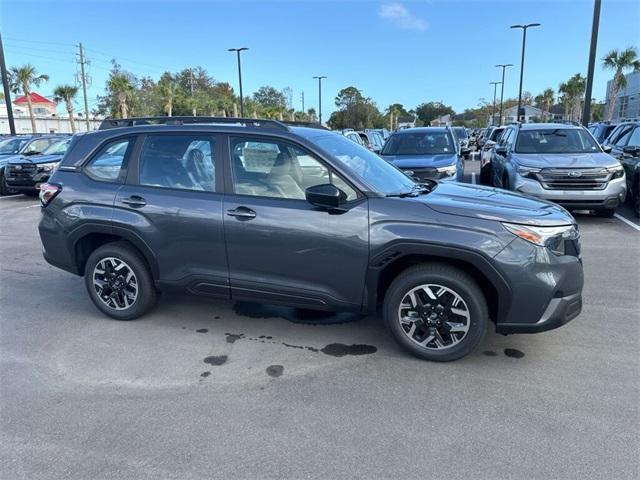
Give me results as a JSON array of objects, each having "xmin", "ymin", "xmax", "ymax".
[
  {"xmin": 98, "ymin": 116, "xmax": 290, "ymax": 131},
  {"xmin": 280, "ymin": 120, "xmax": 330, "ymax": 130}
]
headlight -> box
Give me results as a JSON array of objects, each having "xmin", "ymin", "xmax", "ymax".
[
  {"xmin": 436, "ymin": 165, "xmax": 457, "ymax": 177},
  {"xmin": 516, "ymin": 165, "xmax": 541, "ymax": 178},
  {"xmin": 38, "ymin": 162, "xmax": 59, "ymax": 172},
  {"xmin": 606, "ymin": 164, "xmax": 624, "ymax": 179},
  {"xmin": 503, "ymin": 222, "xmax": 578, "ymax": 254}
]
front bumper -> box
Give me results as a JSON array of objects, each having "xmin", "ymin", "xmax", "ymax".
[
  {"xmin": 513, "ymin": 175, "xmax": 627, "ymax": 210},
  {"xmin": 493, "ymin": 236, "xmax": 584, "ymax": 334},
  {"xmin": 5, "ymin": 169, "xmax": 50, "ymax": 192}
]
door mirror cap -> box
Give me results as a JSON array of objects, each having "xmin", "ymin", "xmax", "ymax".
[
  {"xmin": 602, "ymin": 145, "xmax": 613, "ymax": 154},
  {"xmin": 305, "ymin": 184, "xmax": 345, "ymax": 210},
  {"xmin": 495, "ymin": 146, "xmax": 508, "ymax": 156}
]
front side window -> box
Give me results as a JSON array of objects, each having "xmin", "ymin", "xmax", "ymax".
[
  {"xmin": 42, "ymin": 139, "xmax": 70, "ymax": 155},
  {"xmin": 231, "ymin": 137, "xmax": 357, "ymax": 201},
  {"xmin": 85, "ymin": 138, "xmax": 132, "ymax": 182},
  {"xmin": 515, "ymin": 129, "xmax": 600, "ymax": 154},
  {"xmin": 626, "ymin": 127, "xmax": 640, "ymax": 147},
  {"xmin": 381, "ymin": 131, "xmax": 455, "ymax": 155},
  {"xmin": 0, "ymin": 138, "xmax": 25, "ymax": 154},
  {"xmin": 613, "ymin": 127, "xmax": 633, "ymax": 147},
  {"xmin": 139, "ymin": 135, "xmax": 216, "ymax": 192}
]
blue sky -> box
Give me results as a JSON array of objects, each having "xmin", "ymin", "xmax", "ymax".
[{"xmin": 1, "ymin": 0, "xmax": 638, "ymax": 117}]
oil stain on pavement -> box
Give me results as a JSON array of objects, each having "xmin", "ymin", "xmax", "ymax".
[
  {"xmin": 266, "ymin": 365, "xmax": 284, "ymax": 377},
  {"xmin": 504, "ymin": 348, "xmax": 525, "ymax": 358},
  {"xmin": 204, "ymin": 355, "xmax": 228, "ymax": 366}
]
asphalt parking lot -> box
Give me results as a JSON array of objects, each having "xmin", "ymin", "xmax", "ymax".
[{"xmin": 1, "ymin": 166, "xmax": 638, "ymax": 480}]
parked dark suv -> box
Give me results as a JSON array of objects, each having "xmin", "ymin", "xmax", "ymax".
[{"xmin": 38, "ymin": 117, "xmax": 583, "ymax": 361}]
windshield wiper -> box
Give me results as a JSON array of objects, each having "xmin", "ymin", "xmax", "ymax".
[{"xmin": 386, "ymin": 183, "xmax": 433, "ymax": 198}]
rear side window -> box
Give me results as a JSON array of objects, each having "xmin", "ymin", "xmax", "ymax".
[
  {"xmin": 627, "ymin": 127, "xmax": 640, "ymax": 147},
  {"xmin": 613, "ymin": 127, "xmax": 633, "ymax": 147},
  {"xmin": 139, "ymin": 135, "xmax": 216, "ymax": 192},
  {"xmin": 85, "ymin": 138, "xmax": 132, "ymax": 182}
]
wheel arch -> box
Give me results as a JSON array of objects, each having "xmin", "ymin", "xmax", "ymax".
[
  {"xmin": 366, "ymin": 242, "xmax": 511, "ymax": 324},
  {"xmin": 70, "ymin": 225, "xmax": 159, "ymax": 280}
]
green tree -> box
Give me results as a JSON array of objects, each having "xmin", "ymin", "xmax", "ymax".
[
  {"xmin": 534, "ymin": 88, "xmax": 555, "ymax": 120},
  {"xmin": 328, "ymin": 86, "xmax": 383, "ymax": 130},
  {"xmin": 602, "ymin": 47, "xmax": 640, "ymax": 120},
  {"xmin": 9, "ymin": 64, "xmax": 49, "ymax": 133},
  {"xmin": 53, "ymin": 84, "xmax": 79, "ymax": 133},
  {"xmin": 157, "ymin": 77, "xmax": 179, "ymax": 116},
  {"xmin": 559, "ymin": 74, "xmax": 586, "ymax": 121},
  {"xmin": 414, "ymin": 101, "xmax": 454, "ymax": 126},
  {"xmin": 253, "ymin": 86, "xmax": 286, "ymax": 117}
]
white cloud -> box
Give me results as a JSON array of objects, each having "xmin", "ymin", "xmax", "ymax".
[{"xmin": 378, "ymin": 2, "xmax": 428, "ymax": 31}]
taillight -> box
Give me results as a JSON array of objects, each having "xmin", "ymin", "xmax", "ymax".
[{"xmin": 39, "ymin": 183, "xmax": 61, "ymax": 207}]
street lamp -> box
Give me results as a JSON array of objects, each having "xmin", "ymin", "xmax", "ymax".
[
  {"xmin": 490, "ymin": 81, "xmax": 501, "ymax": 126},
  {"xmin": 510, "ymin": 23, "xmax": 540, "ymax": 122},
  {"xmin": 228, "ymin": 47, "xmax": 249, "ymax": 117},
  {"xmin": 495, "ymin": 63, "xmax": 513, "ymax": 125},
  {"xmin": 312, "ymin": 75, "xmax": 327, "ymax": 125}
]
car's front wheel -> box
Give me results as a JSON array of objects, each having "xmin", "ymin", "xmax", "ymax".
[
  {"xmin": 0, "ymin": 169, "xmax": 17, "ymax": 196},
  {"xmin": 383, "ymin": 264, "xmax": 488, "ymax": 362},
  {"xmin": 84, "ymin": 242, "xmax": 157, "ymax": 320}
]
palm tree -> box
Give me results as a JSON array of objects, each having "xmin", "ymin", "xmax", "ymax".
[
  {"xmin": 157, "ymin": 80, "xmax": 178, "ymax": 117},
  {"xmin": 602, "ymin": 47, "xmax": 640, "ymax": 121},
  {"xmin": 9, "ymin": 64, "xmax": 49, "ymax": 133},
  {"xmin": 109, "ymin": 74, "xmax": 133, "ymax": 118},
  {"xmin": 540, "ymin": 88, "xmax": 554, "ymax": 121},
  {"xmin": 53, "ymin": 85, "xmax": 79, "ymax": 133},
  {"xmin": 559, "ymin": 75, "xmax": 585, "ymax": 121}
]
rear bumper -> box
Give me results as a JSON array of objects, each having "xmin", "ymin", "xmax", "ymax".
[
  {"xmin": 496, "ymin": 292, "xmax": 582, "ymax": 334},
  {"xmin": 513, "ymin": 175, "xmax": 627, "ymax": 209}
]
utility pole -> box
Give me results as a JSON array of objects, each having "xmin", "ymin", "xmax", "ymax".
[
  {"xmin": 301, "ymin": 91, "xmax": 305, "ymax": 115},
  {"xmin": 0, "ymin": 33, "xmax": 16, "ymax": 135},
  {"xmin": 312, "ymin": 76, "xmax": 326, "ymax": 125},
  {"xmin": 78, "ymin": 43, "xmax": 90, "ymax": 131},
  {"xmin": 228, "ymin": 48, "xmax": 248, "ymax": 117},
  {"xmin": 511, "ymin": 23, "xmax": 540, "ymax": 122},
  {"xmin": 490, "ymin": 81, "xmax": 501, "ymax": 126},
  {"xmin": 582, "ymin": 0, "xmax": 601, "ymax": 126},
  {"xmin": 496, "ymin": 63, "xmax": 513, "ymax": 125},
  {"xmin": 189, "ymin": 69, "xmax": 196, "ymax": 116}
]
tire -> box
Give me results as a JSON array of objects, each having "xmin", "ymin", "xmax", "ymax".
[
  {"xmin": 84, "ymin": 241, "xmax": 157, "ymax": 320},
  {"xmin": 501, "ymin": 173, "xmax": 510, "ymax": 190},
  {"xmin": 0, "ymin": 169, "xmax": 17, "ymax": 196},
  {"xmin": 23, "ymin": 190, "xmax": 39, "ymax": 197},
  {"xmin": 382, "ymin": 263, "xmax": 488, "ymax": 362},
  {"xmin": 596, "ymin": 208, "xmax": 616, "ymax": 218}
]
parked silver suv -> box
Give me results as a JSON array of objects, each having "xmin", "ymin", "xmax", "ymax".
[{"xmin": 490, "ymin": 123, "xmax": 626, "ymax": 217}]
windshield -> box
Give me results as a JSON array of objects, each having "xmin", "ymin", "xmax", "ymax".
[
  {"xmin": 42, "ymin": 139, "xmax": 70, "ymax": 155},
  {"xmin": 453, "ymin": 128, "xmax": 467, "ymax": 139},
  {"xmin": 381, "ymin": 131, "xmax": 455, "ymax": 155},
  {"xmin": 0, "ymin": 138, "xmax": 26, "ymax": 154},
  {"xmin": 22, "ymin": 138, "xmax": 57, "ymax": 155},
  {"xmin": 311, "ymin": 133, "xmax": 416, "ymax": 195},
  {"xmin": 515, "ymin": 129, "xmax": 601, "ymax": 154}
]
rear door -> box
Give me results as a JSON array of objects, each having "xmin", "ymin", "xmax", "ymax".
[
  {"xmin": 113, "ymin": 133, "xmax": 229, "ymax": 296},
  {"xmin": 222, "ymin": 135, "xmax": 369, "ymax": 310}
]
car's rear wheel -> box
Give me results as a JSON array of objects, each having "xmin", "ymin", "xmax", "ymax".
[
  {"xmin": 84, "ymin": 242, "xmax": 157, "ymax": 320},
  {"xmin": 479, "ymin": 163, "xmax": 491, "ymax": 185},
  {"xmin": 383, "ymin": 264, "xmax": 488, "ymax": 362}
]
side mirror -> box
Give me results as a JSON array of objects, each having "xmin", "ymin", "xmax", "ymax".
[
  {"xmin": 602, "ymin": 145, "xmax": 613, "ymax": 154},
  {"xmin": 305, "ymin": 184, "xmax": 344, "ymax": 210},
  {"xmin": 495, "ymin": 146, "xmax": 508, "ymax": 156}
]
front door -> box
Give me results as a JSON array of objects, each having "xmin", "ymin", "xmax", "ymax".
[
  {"xmin": 222, "ymin": 136, "xmax": 369, "ymax": 310},
  {"xmin": 113, "ymin": 133, "xmax": 228, "ymax": 296}
]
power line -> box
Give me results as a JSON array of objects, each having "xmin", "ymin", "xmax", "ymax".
[{"xmin": 3, "ymin": 36, "xmax": 76, "ymax": 47}]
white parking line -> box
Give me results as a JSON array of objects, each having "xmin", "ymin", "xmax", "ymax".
[
  {"xmin": 471, "ymin": 172, "xmax": 476, "ymax": 184},
  {"xmin": 0, "ymin": 194, "xmax": 21, "ymax": 200},
  {"xmin": 614, "ymin": 213, "xmax": 640, "ymax": 232}
]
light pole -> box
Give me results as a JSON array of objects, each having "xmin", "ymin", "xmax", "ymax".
[
  {"xmin": 510, "ymin": 23, "xmax": 540, "ymax": 122},
  {"xmin": 495, "ymin": 63, "xmax": 513, "ymax": 125},
  {"xmin": 312, "ymin": 76, "xmax": 326, "ymax": 125},
  {"xmin": 582, "ymin": 0, "xmax": 601, "ymax": 126},
  {"xmin": 228, "ymin": 47, "xmax": 249, "ymax": 117},
  {"xmin": 490, "ymin": 81, "xmax": 501, "ymax": 126}
]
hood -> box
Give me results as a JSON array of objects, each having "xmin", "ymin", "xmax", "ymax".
[
  {"xmin": 8, "ymin": 153, "xmax": 63, "ymax": 165},
  {"xmin": 513, "ymin": 152, "xmax": 619, "ymax": 169},
  {"xmin": 381, "ymin": 154, "xmax": 457, "ymax": 169},
  {"xmin": 0, "ymin": 154, "xmax": 21, "ymax": 167},
  {"xmin": 421, "ymin": 182, "xmax": 573, "ymax": 226}
]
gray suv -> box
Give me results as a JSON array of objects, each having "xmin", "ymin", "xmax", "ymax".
[
  {"xmin": 490, "ymin": 123, "xmax": 626, "ymax": 217},
  {"xmin": 38, "ymin": 117, "xmax": 584, "ymax": 362}
]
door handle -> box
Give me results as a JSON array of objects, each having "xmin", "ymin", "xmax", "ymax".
[
  {"xmin": 226, "ymin": 207, "xmax": 256, "ymax": 219},
  {"xmin": 121, "ymin": 195, "xmax": 147, "ymax": 207}
]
